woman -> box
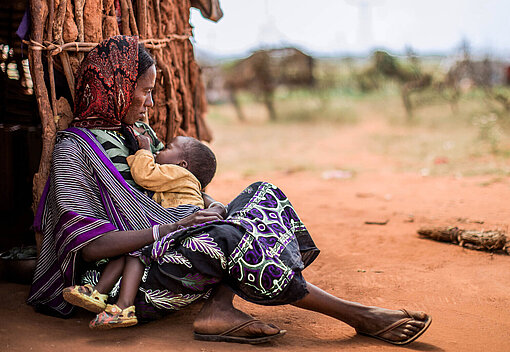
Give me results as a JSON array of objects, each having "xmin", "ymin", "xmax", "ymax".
[{"xmin": 28, "ymin": 36, "xmax": 431, "ymax": 345}]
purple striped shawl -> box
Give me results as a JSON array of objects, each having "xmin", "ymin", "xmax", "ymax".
[{"xmin": 27, "ymin": 128, "xmax": 198, "ymax": 317}]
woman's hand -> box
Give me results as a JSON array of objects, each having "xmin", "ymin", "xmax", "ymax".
[
  {"xmin": 160, "ymin": 209, "xmax": 224, "ymax": 234},
  {"xmin": 181, "ymin": 209, "xmax": 224, "ymax": 224}
]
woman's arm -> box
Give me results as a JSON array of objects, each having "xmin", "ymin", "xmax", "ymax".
[
  {"xmin": 81, "ymin": 209, "xmax": 224, "ymax": 262},
  {"xmin": 82, "ymin": 227, "xmax": 157, "ymax": 262}
]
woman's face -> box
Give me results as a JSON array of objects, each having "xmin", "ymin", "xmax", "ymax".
[{"xmin": 123, "ymin": 64, "xmax": 157, "ymax": 125}]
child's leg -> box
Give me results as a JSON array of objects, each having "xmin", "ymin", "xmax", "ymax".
[
  {"xmin": 88, "ymin": 257, "xmax": 142, "ymax": 329},
  {"xmin": 62, "ymin": 256, "xmax": 126, "ymax": 313},
  {"xmin": 94, "ymin": 256, "xmax": 126, "ymax": 294},
  {"xmin": 115, "ymin": 256, "xmax": 144, "ymax": 309}
]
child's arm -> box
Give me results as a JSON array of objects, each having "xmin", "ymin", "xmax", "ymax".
[
  {"xmin": 127, "ymin": 150, "xmax": 193, "ymax": 192},
  {"xmin": 127, "ymin": 134, "xmax": 191, "ymax": 191}
]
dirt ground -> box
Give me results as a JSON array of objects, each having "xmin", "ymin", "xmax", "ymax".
[{"xmin": 1, "ymin": 118, "xmax": 510, "ymax": 352}]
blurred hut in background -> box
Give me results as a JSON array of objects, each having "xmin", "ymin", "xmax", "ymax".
[
  {"xmin": 356, "ymin": 50, "xmax": 432, "ymax": 118},
  {"xmin": 202, "ymin": 47, "xmax": 315, "ymax": 121},
  {"xmin": 442, "ymin": 43, "xmax": 510, "ymax": 113},
  {"xmin": 354, "ymin": 47, "xmax": 510, "ymax": 118},
  {"xmin": 0, "ymin": 0, "xmax": 222, "ymax": 252}
]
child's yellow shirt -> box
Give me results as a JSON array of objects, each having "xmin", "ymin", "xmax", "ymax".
[{"xmin": 126, "ymin": 149, "xmax": 204, "ymax": 208}]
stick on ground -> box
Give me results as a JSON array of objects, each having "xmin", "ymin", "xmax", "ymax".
[{"xmin": 418, "ymin": 226, "xmax": 510, "ymax": 254}]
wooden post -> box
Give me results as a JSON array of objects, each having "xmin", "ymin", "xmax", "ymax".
[
  {"xmin": 127, "ymin": 0, "xmax": 139, "ymax": 36},
  {"xmin": 53, "ymin": 0, "xmax": 67, "ymax": 43},
  {"xmin": 119, "ymin": 0, "xmax": 131, "ymax": 35},
  {"xmin": 29, "ymin": 0, "xmax": 55, "ymax": 254},
  {"xmin": 156, "ymin": 51, "xmax": 179, "ymax": 142},
  {"xmin": 60, "ymin": 51, "xmax": 75, "ymax": 101},
  {"xmin": 137, "ymin": 0, "xmax": 148, "ymax": 38},
  {"xmin": 154, "ymin": 0, "xmax": 162, "ymax": 38}
]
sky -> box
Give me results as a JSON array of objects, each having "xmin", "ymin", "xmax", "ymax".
[{"xmin": 190, "ymin": 0, "xmax": 510, "ymax": 58}]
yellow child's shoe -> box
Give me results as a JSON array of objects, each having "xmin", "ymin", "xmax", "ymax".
[
  {"xmin": 89, "ymin": 304, "xmax": 138, "ymax": 330},
  {"xmin": 62, "ymin": 284, "xmax": 108, "ymax": 313}
]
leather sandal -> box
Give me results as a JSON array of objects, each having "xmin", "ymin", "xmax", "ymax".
[
  {"xmin": 62, "ymin": 284, "xmax": 108, "ymax": 313},
  {"xmin": 194, "ymin": 319, "xmax": 286, "ymax": 344},
  {"xmin": 356, "ymin": 309, "xmax": 432, "ymax": 345},
  {"xmin": 89, "ymin": 304, "xmax": 138, "ymax": 330}
]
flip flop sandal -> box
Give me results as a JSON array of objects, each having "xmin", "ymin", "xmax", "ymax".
[
  {"xmin": 356, "ymin": 309, "xmax": 432, "ymax": 345},
  {"xmin": 194, "ymin": 319, "xmax": 286, "ymax": 344},
  {"xmin": 89, "ymin": 304, "xmax": 138, "ymax": 330},
  {"xmin": 62, "ymin": 284, "xmax": 108, "ymax": 313}
]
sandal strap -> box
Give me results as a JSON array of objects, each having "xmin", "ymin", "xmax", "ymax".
[
  {"xmin": 371, "ymin": 317, "xmax": 413, "ymax": 337},
  {"xmin": 400, "ymin": 308, "xmax": 412, "ymax": 318},
  {"xmin": 79, "ymin": 284, "xmax": 94, "ymax": 295},
  {"xmin": 119, "ymin": 305, "xmax": 136, "ymax": 317},
  {"xmin": 75, "ymin": 284, "xmax": 107, "ymax": 303},
  {"xmin": 91, "ymin": 290, "xmax": 108, "ymax": 302},
  {"xmin": 105, "ymin": 304, "xmax": 136, "ymax": 316},
  {"xmin": 219, "ymin": 319, "xmax": 260, "ymax": 337},
  {"xmin": 105, "ymin": 304, "xmax": 122, "ymax": 314}
]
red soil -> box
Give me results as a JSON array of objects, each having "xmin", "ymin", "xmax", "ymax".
[{"xmin": 2, "ymin": 121, "xmax": 509, "ymax": 351}]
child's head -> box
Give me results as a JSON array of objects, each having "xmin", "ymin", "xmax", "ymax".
[{"xmin": 155, "ymin": 136, "xmax": 216, "ymax": 189}]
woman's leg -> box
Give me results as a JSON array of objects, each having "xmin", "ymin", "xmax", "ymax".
[
  {"xmin": 291, "ymin": 282, "xmax": 429, "ymax": 343},
  {"xmin": 193, "ymin": 284, "xmax": 281, "ymax": 337},
  {"xmin": 194, "ymin": 282, "xmax": 429, "ymax": 343}
]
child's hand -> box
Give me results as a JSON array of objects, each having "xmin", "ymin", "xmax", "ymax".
[{"xmin": 136, "ymin": 133, "xmax": 152, "ymax": 151}]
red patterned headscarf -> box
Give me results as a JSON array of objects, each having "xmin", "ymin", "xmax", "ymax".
[{"xmin": 72, "ymin": 36, "xmax": 139, "ymax": 130}]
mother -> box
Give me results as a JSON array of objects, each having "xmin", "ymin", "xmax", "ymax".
[{"xmin": 28, "ymin": 36, "xmax": 431, "ymax": 345}]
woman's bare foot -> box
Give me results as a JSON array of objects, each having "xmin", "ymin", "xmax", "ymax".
[{"xmin": 193, "ymin": 285, "xmax": 281, "ymax": 338}]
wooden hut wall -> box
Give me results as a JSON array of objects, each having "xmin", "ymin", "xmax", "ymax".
[{"xmin": 28, "ymin": 0, "xmax": 212, "ymax": 250}]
